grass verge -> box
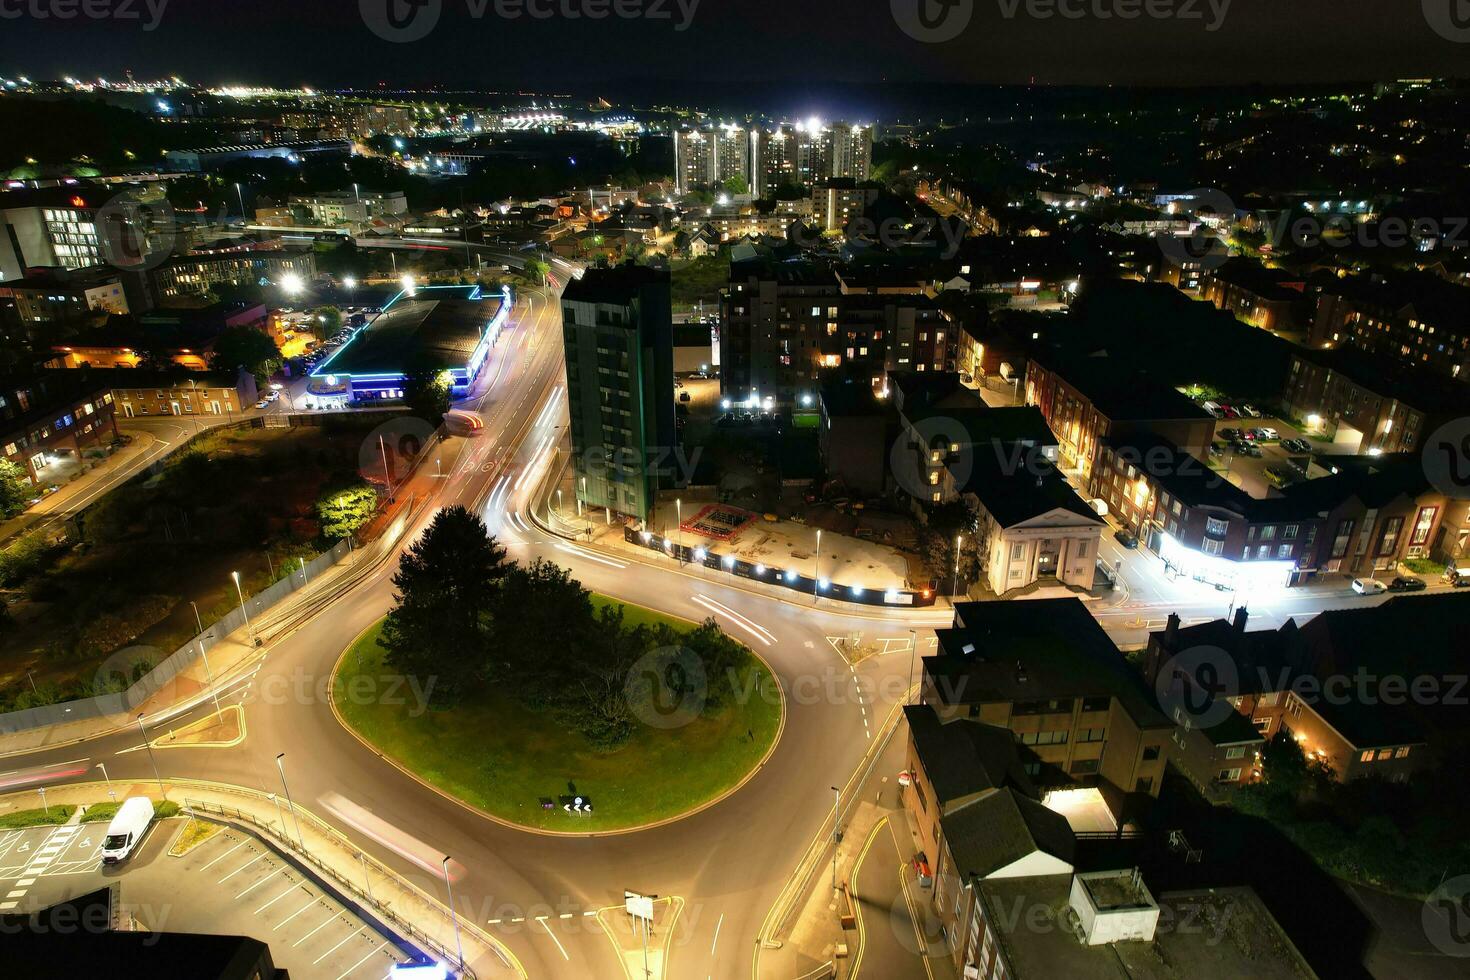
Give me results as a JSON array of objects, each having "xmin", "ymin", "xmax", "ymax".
[
  {"xmin": 335, "ymin": 596, "xmax": 781, "ymax": 832},
  {"xmin": 81, "ymin": 800, "xmax": 181, "ymax": 823}
]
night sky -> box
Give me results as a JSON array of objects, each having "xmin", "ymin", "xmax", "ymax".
[{"xmin": 0, "ymin": 0, "xmax": 1465, "ymax": 97}]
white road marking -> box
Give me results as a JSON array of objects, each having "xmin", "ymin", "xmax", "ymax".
[
  {"xmin": 334, "ymin": 940, "xmax": 391, "ymax": 980},
  {"xmin": 536, "ymin": 915, "xmax": 571, "ymax": 960},
  {"xmin": 235, "ymin": 866, "xmax": 289, "ymax": 899},
  {"xmin": 291, "ymin": 912, "xmax": 341, "ymax": 946},
  {"xmin": 273, "ymin": 899, "xmax": 320, "ymax": 931},
  {"xmin": 218, "ymin": 851, "xmax": 267, "ymax": 882},
  {"xmin": 312, "ymin": 926, "xmax": 366, "ymax": 965},
  {"xmin": 197, "ymin": 838, "xmax": 248, "ymax": 871},
  {"xmin": 255, "ymin": 882, "xmax": 307, "ymax": 915}
]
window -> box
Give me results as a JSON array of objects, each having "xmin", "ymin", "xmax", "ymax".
[
  {"xmin": 1142, "ymin": 745, "xmax": 1161, "ymax": 761},
  {"xmin": 1259, "ymin": 525, "xmax": 1275, "ymax": 540},
  {"xmin": 1411, "ymin": 506, "xmax": 1438, "ymax": 545},
  {"xmin": 1360, "ymin": 750, "xmax": 1375, "ymax": 763},
  {"xmin": 1378, "ymin": 516, "xmax": 1404, "ymax": 555},
  {"xmin": 1217, "ymin": 768, "xmax": 1242, "ymax": 782},
  {"xmin": 1081, "ymin": 696, "xmax": 1110, "ymax": 713},
  {"xmin": 1277, "ymin": 544, "xmax": 1293, "ymax": 559},
  {"xmin": 1135, "ymin": 777, "xmax": 1153, "ymax": 793},
  {"xmin": 1014, "ymin": 698, "xmax": 1073, "ymax": 716},
  {"xmin": 1395, "ymin": 746, "xmax": 1411, "ymax": 759},
  {"xmin": 1205, "ymin": 516, "xmax": 1229, "ymax": 537},
  {"xmin": 1202, "ymin": 538, "xmax": 1223, "ymax": 556},
  {"xmin": 1010, "ymin": 542, "xmax": 1024, "ymax": 562},
  {"xmin": 1070, "ymin": 759, "xmax": 1099, "ymax": 775},
  {"xmin": 1377, "ymin": 748, "xmax": 1393, "ymax": 761},
  {"xmin": 1284, "ymin": 524, "xmax": 1299, "ymax": 539},
  {"xmin": 1016, "ymin": 730, "xmax": 1069, "ymax": 746},
  {"xmin": 1077, "ymin": 728, "xmax": 1106, "ymax": 743},
  {"xmin": 1225, "ymin": 746, "xmax": 1247, "ymax": 759}
]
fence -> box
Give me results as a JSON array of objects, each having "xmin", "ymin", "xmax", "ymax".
[
  {"xmin": 0, "ymin": 537, "xmax": 353, "ymax": 735},
  {"xmin": 182, "ymin": 789, "xmax": 475, "ymax": 979}
]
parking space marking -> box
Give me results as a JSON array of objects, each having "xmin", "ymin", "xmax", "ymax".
[
  {"xmin": 218, "ymin": 852, "xmax": 267, "ymax": 883},
  {"xmin": 197, "ymin": 837, "xmax": 248, "ymax": 871},
  {"xmin": 292, "ymin": 912, "xmax": 342, "ymax": 947},
  {"xmin": 235, "ymin": 866, "xmax": 289, "ymax": 900},
  {"xmin": 274, "ymin": 898, "xmax": 321, "ymax": 931},
  {"xmin": 312, "ymin": 925, "xmax": 366, "ymax": 965},
  {"xmin": 0, "ymin": 901, "xmax": 16, "ymax": 910},
  {"xmin": 254, "ymin": 882, "xmax": 307, "ymax": 915},
  {"xmin": 333, "ymin": 940, "xmax": 390, "ymax": 980}
]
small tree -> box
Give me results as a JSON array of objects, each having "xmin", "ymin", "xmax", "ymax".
[
  {"xmin": 0, "ymin": 458, "xmax": 32, "ymax": 518},
  {"xmin": 524, "ymin": 257, "xmax": 550, "ymax": 286},
  {"xmin": 402, "ymin": 355, "xmax": 451, "ymax": 425},
  {"xmin": 316, "ymin": 483, "xmax": 378, "ymax": 540},
  {"xmin": 209, "ymin": 325, "xmax": 282, "ymax": 384}
]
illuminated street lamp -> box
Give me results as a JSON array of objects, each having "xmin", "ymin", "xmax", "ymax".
[
  {"xmin": 813, "ymin": 529, "xmax": 823, "ymax": 603},
  {"xmin": 280, "ymin": 272, "xmax": 303, "ymax": 296},
  {"xmin": 231, "ymin": 571, "xmax": 256, "ymax": 646},
  {"xmin": 400, "ymin": 274, "xmax": 416, "ymax": 296}
]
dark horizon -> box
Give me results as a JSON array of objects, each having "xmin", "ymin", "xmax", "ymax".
[{"xmin": 1, "ymin": 0, "xmax": 1467, "ymax": 98}]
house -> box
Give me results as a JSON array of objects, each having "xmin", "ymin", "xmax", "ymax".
[
  {"xmin": 968, "ymin": 454, "xmax": 1104, "ymax": 596},
  {"xmin": 1198, "ymin": 257, "xmax": 1307, "ymax": 334},
  {"xmin": 922, "ymin": 598, "xmax": 1174, "ymax": 822}
]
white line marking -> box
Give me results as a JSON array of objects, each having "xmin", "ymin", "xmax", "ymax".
[
  {"xmin": 536, "ymin": 915, "xmax": 571, "ymax": 961},
  {"xmin": 218, "ymin": 852, "xmax": 267, "ymax": 883},
  {"xmin": 312, "ymin": 926, "xmax": 365, "ymax": 965},
  {"xmin": 334, "ymin": 940, "xmax": 390, "ymax": 980},
  {"xmin": 255, "ymin": 882, "xmax": 306, "ymax": 915},
  {"xmin": 291, "ymin": 912, "xmax": 340, "ymax": 947},
  {"xmin": 198, "ymin": 838, "xmax": 248, "ymax": 871},
  {"xmin": 235, "ymin": 866, "xmax": 289, "ymax": 899},
  {"xmin": 273, "ymin": 899, "xmax": 320, "ymax": 931}
]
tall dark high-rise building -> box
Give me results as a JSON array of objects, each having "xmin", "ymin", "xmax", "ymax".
[{"xmin": 562, "ymin": 264, "xmax": 676, "ymax": 523}]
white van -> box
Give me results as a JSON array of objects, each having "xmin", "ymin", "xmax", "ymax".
[{"xmin": 100, "ymin": 797, "xmax": 155, "ymax": 865}]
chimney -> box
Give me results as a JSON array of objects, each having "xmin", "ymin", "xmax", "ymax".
[
  {"xmin": 1233, "ymin": 606, "xmax": 1249, "ymax": 634},
  {"xmin": 1163, "ymin": 612, "xmax": 1180, "ymax": 649}
]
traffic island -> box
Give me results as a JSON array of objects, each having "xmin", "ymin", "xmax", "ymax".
[
  {"xmin": 595, "ymin": 894, "xmax": 684, "ymax": 980},
  {"xmin": 331, "ymin": 596, "xmax": 783, "ymax": 834}
]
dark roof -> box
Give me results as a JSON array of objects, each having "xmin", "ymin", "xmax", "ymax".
[
  {"xmin": 932, "ymin": 598, "xmax": 1170, "ymax": 728},
  {"xmin": 964, "ymin": 454, "xmax": 1102, "ymax": 528},
  {"xmin": 314, "ymin": 285, "xmax": 503, "ymax": 376},
  {"xmin": 942, "ymin": 789, "xmax": 1076, "ymax": 880},
  {"xmin": 1100, "ymin": 433, "xmax": 1254, "ymax": 514},
  {"xmin": 43, "ymin": 367, "xmax": 242, "ymax": 389},
  {"xmin": 1031, "ymin": 350, "xmax": 1214, "ymax": 423},
  {"xmin": 905, "ymin": 703, "xmax": 1036, "ymax": 805},
  {"xmin": 890, "ymin": 369, "xmax": 981, "ymax": 413},
  {"xmin": 820, "ymin": 376, "xmax": 886, "ymax": 417},
  {"xmin": 1290, "ymin": 346, "xmax": 1470, "ymax": 417},
  {"xmin": 1321, "ymin": 269, "xmax": 1470, "ymax": 333},
  {"xmin": 562, "ymin": 263, "xmax": 670, "ymax": 304},
  {"xmin": 1206, "ymin": 257, "xmax": 1306, "ymax": 301}
]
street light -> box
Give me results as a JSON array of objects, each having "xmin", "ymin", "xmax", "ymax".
[
  {"xmin": 952, "ymin": 534, "xmax": 963, "ymax": 599},
  {"xmin": 96, "ymin": 762, "xmax": 115, "ymax": 801},
  {"xmin": 813, "ymin": 529, "xmax": 823, "ymax": 603},
  {"xmin": 231, "ymin": 571, "xmax": 256, "ymax": 646},
  {"xmin": 234, "ymin": 181, "xmax": 245, "ymax": 219},
  {"xmin": 190, "ymin": 601, "xmax": 222, "ymax": 720},
  {"xmin": 443, "ymin": 856, "xmax": 466, "ymax": 974},
  {"xmin": 137, "ymin": 714, "xmax": 167, "ymax": 799},
  {"xmin": 907, "ymin": 628, "xmax": 918, "ymax": 705},
  {"xmin": 830, "ymin": 785, "xmax": 842, "ymax": 892},
  {"xmin": 274, "ymin": 753, "xmax": 306, "ymax": 851},
  {"xmin": 343, "ymin": 275, "xmax": 358, "ymax": 291},
  {"xmin": 675, "ymin": 498, "xmax": 682, "ymax": 560}
]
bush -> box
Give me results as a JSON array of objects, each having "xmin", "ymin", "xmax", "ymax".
[{"xmin": 0, "ymin": 805, "xmax": 77, "ymax": 828}]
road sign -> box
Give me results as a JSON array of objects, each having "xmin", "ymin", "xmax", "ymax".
[
  {"xmin": 625, "ymin": 890, "xmax": 656, "ymax": 921},
  {"xmin": 560, "ymin": 795, "xmax": 593, "ymax": 813}
]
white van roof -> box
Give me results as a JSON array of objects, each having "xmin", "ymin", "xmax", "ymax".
[{"xmin": 108, "ymin": 797, "xmax": 154, "ymax": 827}]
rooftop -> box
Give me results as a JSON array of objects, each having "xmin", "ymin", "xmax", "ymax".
[
  {"xmin": 905, "ymin": 703, "xmax": 1036, "ymax": 806},
  {"xmin": 562, "ymin": 262, "xmax": 671, "ymax": 305},
  {"xmin": 930, "ymin": 598, "xmax": 1170, "ymax": 729},
  {"xmin": 312, "ymin": 285, "xmax": 504, "ymax": 377},
  {"xmin": 943, "ymin": 788, "xmax": 1076, "ymax": 881},
  {"xmin": 1031, "ymin": 350, "xmax": 1214, "ymax": 424}
]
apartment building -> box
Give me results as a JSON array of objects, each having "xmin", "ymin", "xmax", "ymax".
[
  {"xmin": 921, "ymin": 598, "xmax": 1174, "ymax": 820},
  {"xmin": 56, "ymin": 368, "xmax": 256, "ymax": 419},
  {"xmin": 750, "ymin": 122, "xmax": 872, "ymax": 197},
  {"xmin": 811, "ymin": 178, "xmax": 879, "ymax": 232},
  {"xmin": 1197, "ymin": 257, "xmax": 1306, "ymax": 333},
  {"xmin": 562, "ymin": 264, "xmax": 676, "ymax": 523},
  {"xmin": 1144, "ymin": 595, "xmax": 1470, "ymax": 785},
  {"xmin": 1310, "ymin": 271, "xmax": 1470, "ymax": 380},
  {"xmin": 0, "ymin": 373, "xmax": 118, "ymax": 483},
  {"xmin": 673, "ymin": 125, "xmax": 751, "ymax": 196},
  {"xmin": 0, "ymin": 267, "xmax": 129, "ymax": 341},
  {"xmin": 1024, "ymin": 350, "xmax": 1216, "ymax": 479},
  {"xmin": 1282, "ymin": 347, "xmax": 1464, "ymax": 456}
]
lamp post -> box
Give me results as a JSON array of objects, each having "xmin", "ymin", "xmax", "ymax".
[
  {"xmin": 96, "ymin": 763, "xmax": 115, "ymax": 801},
  {"xmin": 231, "ymin": 571, "xmax": 255, "ymax": 646},
  {"xmin": 907, "ymin": 628, "xmax": 918, "ymax": 705},
  {"xmin": 952, "ymin": 534, "xmax": 963, "ymax": 599},
  {"xmin": 830, "ymin": 785, "xmax": 841, "ymax": 892},
  {"xmin": 190, "ymin": 599, "xmax": 222, "ymax": 720},
  {"xmin": 443, "ymin": 856, "xmax": 466, "ymax": 974},
  {"xmin": 26, "ymin": 669, "xmax": 37, "ymax": 694},
  {"xmin": 234, "ymin": 182, "xmax": 245, "ymax": 219},
  {"xmin": 274, "ymin": 753, "xmax": 306, "ymax": 851},
  {"xmin": 38, "ymin": 786, "xmax": 49, "ymax": 819},
  {"xmin": 267, "ymin": 791, "xmax": 284, "ymax": 833},
  {"xmin": 813, "ymin": 529, "xmax": 823, "ymax": 603},
  {"xmin": 137, "ymin": 714, "xmax": 166, "ymax": 799},
  {"xmin": 675, "ymin": 498, "xmax": 682, "ymax": 561}
]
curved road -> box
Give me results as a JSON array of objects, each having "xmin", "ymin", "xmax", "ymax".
[{"xmin": 2, "ymin": 278, "xmax": 952, "ymax": 980}]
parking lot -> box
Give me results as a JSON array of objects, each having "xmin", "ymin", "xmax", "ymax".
[{"xmin": 0, "ymin": 817, "xmax": 415, "ymax": 979}]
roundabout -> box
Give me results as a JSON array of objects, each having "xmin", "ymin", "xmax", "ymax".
[{"xmin": 329, "ymin": 598, "xmax": 784, "ymax": 835}]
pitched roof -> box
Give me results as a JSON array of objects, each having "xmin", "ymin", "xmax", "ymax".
[
  {"xmin": 905, "ymin": 703, "xmax": 1036, "ymax": 805},
  {"xmin": 942, "ymin": 789, "xmax": 1076, "ymax": 881}
]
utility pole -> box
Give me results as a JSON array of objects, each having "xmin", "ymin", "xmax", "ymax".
[
  {"xmin": 830, "ymin": 785, "xmax": 842, "ymax": 892},
  {"xmin": 274, "ymin": 753, "xmax": 306, "ymax": 851},
  {"xmin": 137, "ymin": 714, "xmax": 166, "ymax": 799}
]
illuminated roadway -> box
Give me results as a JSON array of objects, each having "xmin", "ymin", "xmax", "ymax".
[{"xmin": 0, "ymin": 256, "xmax": 1419, "ymax": 979}]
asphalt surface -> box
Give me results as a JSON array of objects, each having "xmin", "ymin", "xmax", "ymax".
[{"xmin": 0, "ymin": 256, "xmax": 1432, "ymax": 979}]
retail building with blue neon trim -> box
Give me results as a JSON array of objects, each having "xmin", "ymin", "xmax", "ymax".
[{"xmin": 308, "ymin": 284, "xmax": 511, "ymax": 402}]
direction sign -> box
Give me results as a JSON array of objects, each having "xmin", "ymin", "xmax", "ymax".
[{"xmin": 624, "ymin": 890, "xmax": 655, "ymax": 921}]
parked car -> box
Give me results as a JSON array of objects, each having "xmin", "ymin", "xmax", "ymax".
[
  {"xmin": 1202, "ymin": 401, "xmax": 1222, "ymax": 418},
  {"xmin": 100, "ymin": 797, "xmax": 155, "ymax": 865},
  {"xmin": 1220, "ymin": 428, "xmax": 1242, "ymax": 441},
  {"xmin": 1388, "ymin": 575, "xmax": 1426, "ymax": 592},
  {"xmin": 1240, "ymin": 404, "xmax": 1262, "ymax": 418},
  {"xmin": 1444, "ymin": 564, "xmax": 1470, "ymax": 587},
  {"xmin": 1221, "ymin": 405, "xmax": 1240, "ymax": 419},
  {"xmin": 1351, "ymin": 577, "xmax": 1388, "ymax": 595},
  {"xmin": 1113, "ymin": 528, "xmax": 1139, "ymax": 549},
  {"xmin": 1282, "ymin": 438, "xmax": 1311, "ymax": 454},
  {"xmin": 264, "ymin": 390, "xmax": 280, "ymax": 402},
  {"xmin": 255, "ymin": 399, "xmax": 270, "ymax": 409},
  {"xmin": 1257, "ymin": 426, "xmax": 1279, "ymax": 440}
]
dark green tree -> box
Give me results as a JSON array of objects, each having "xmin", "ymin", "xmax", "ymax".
[
  {"xmin": 209, "ymin": 325, "xmax": 282, "ymax": 384},
  {"xmin": 379, "ymin": 506, "xmax": 509, "ymax": 706},
  {"xmin": 0, "ymin": 458, "xmax": 32, "ymax": 518},
  {"xmin": 402, "ymin": 354, "xmax": 452, "ymax": 425}
]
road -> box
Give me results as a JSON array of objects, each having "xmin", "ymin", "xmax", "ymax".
[{"xmin": 0, "ymin": 260, "xmax": 1432, "ymax": 979}]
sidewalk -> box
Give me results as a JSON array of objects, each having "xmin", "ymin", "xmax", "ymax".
[
  {"xmin": 0, "ymin": 428, "xmax": 164, "ymax": 546},
  {"xmin": 1, "ymin": 779, "xmax": 522, "ymax": 979},
  {"xmin": 759, "ymin": 724, "xmax": 956, "ymax": 980}
]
